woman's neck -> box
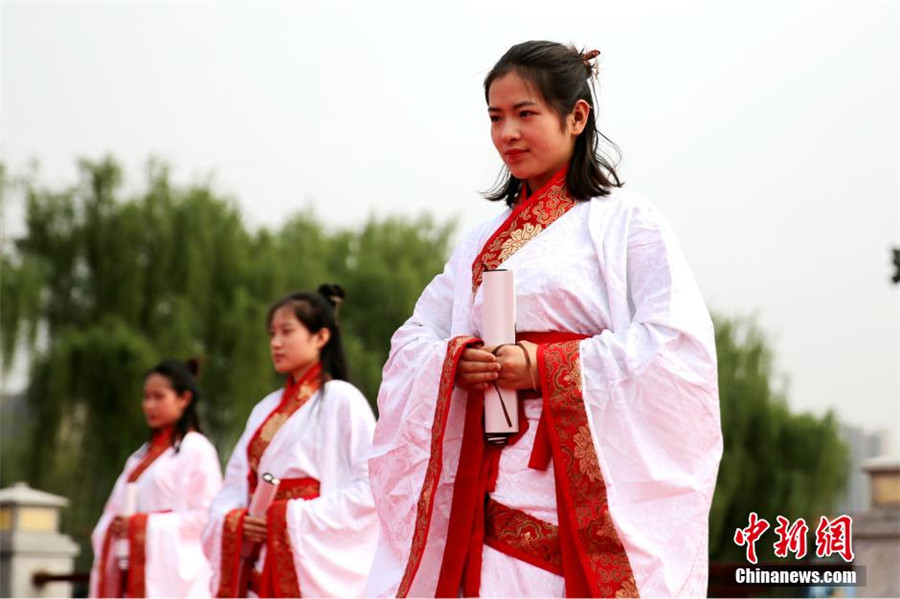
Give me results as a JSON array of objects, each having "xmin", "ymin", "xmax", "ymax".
[
  {"xmin": 522, "ymin": 165, "xmax": 568, "ymax": 203},
  {"xmin": 151, "ymin": 425, "xmax": 175, "ymax": 446},
  {"xmin": 290, "ymin": 360, "xmax": 320, "ymax": 386}
]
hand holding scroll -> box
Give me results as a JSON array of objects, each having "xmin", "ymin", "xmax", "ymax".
[
  {"xmin": 110, "ymin": 516, "xmax": 128, "ymax": 538},
  {"xmin": 243, "ymin": 516, "xmax": 267, "ymax": 544},
  {"xmin": 455, "ymin": 343, "xmax": 500, "ymax": 391},
  {"xmin": 488, "ymin": 341, "xmax": 539, "ymax": 391},
  {"xmin": 455, "ymin": 341, "xmax": 539, "ymax": 391}
]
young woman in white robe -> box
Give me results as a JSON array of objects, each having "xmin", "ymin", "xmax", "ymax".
[
  {"xmin": 367, "ymin": 41, "xmax": 723, "ymax": 598},
  {"xmin": 89, "ymin": 359, "xmax": 223, "ymax": 598},
  {"xmin": 203, "ymin": 284, "xmax": 378, "ymax": 598}
]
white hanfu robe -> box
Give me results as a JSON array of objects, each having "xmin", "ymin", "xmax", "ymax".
[
  {"xmin": 203, "ymin": 379, "xmax": 379, "ymax": 598},
  {"xmin": 367, "ymin": 183, "xmax": 723, "ymax": 598},
  {"xmin": 89, "ymin": 431, "xmax": 223, "ymax": 598}
]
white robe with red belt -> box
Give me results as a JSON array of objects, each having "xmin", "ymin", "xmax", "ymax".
[
  {"xmin": 89, "ymin": 432, "xmax": 223, "ymax": 598},
  {"xmin": 366, "ymin": 187, "xmax": 723, "ymax": 598},
  {"xmin": 202, "ymin": 379, "xmax": 379, "ymax": 598}
]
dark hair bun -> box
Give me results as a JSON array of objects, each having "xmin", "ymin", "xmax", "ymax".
[
  {"xmin": 185, "ymin": 357, "xmax": 202, "ymax": 377},
  {"xmin": 317, "ymin": 283, "xmax": 345, "ymax": 307}
]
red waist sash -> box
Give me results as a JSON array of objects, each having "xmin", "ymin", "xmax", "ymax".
[
  {"xmin": 255, "ymin": 476, "xmax": 319, "ymax": 598},
  {"xmin": 518, "ymin": 332, "xmax": 587, "ymax": 470},
  {"xmin": 97, "ymin": 510, "xmax": 170, "ymax": 598},
  {"xmin": 218, "ymin": 477, "xmax": 320, "ymax": 598},
  {"xmin": 435, "ymin": 331, "xmax": 589, "ymax": 597},
  {"xmin": 274, "ymin": 476, "xmax": 320, "ymax": 502}
]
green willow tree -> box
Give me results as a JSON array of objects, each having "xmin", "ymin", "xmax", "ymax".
[
  {"xmin": 1, "ymin": 156, "xmax": 847, "ymax": 575},
  {"xmin": 709, "ymin": 317, "xmax": 849, "ymax": 562}
]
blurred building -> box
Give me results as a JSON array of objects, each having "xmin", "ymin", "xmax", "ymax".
[
  {"xmin": 0, "ymin": 482, "xmax": 81, "ymax": 598},
  {"xmin": 854, "ymin": 457, "xmax": 900, "ymax": 597},
  {"xmin": 837, "ymin": 425, "xmax": 891, "ymax": 513}
]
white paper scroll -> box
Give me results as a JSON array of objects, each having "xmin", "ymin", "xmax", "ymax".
[
  {"xmin": 241, "ymin": 473, "xmax": 281, "ymax": 558},
  {"xmin": 116, "ymin": 482, "xmax": 138, "ymax": 570},
  {"xmin": 482, "ymin": 269, "xmax": 519, "ymax": 443},
  {"xmin": 248, "ymin": 472, "xmax": 280, "ymax": 517}
]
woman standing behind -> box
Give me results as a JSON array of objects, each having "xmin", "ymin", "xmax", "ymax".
[
  {"xmin": 367, "ymin": 41, "xmax": 722, "ymax": 598},
  {"xmin": 203, "ymin": 285, "xmax": 378, "ymax": 598},
  {"xmin": 90, "ymin": 359, "xmax": 223, "ymax": 598}
]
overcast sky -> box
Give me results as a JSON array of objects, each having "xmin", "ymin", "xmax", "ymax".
[{"xmin": 2, "ymin": 1, "xmax": 898, "ymax": 451}]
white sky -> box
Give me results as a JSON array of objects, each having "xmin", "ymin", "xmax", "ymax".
[{"xmin": 2, "ymin": 1, "xmax": 898, "ymax": 451}]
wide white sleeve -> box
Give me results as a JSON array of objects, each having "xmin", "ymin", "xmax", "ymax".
[
  {"xmin": 285, "ymin": 384, "xmax": 378, "ymax": 597},
  {"xmin": 202, "ymin": 419, "xmax": 256, "ymax": 594},
  {"xmin": 365, "ymin": 228, "xmax": 479, "ymax": 597},
  {"xmin": 144, "ymin": 437, "xmax": 223, "ymax": 597},
  {"xmin": 370, "ymin": 220, "xmax": 495, "ymax": 456},
  {"xmin": 576, "ymin": 197, "xmax": 722, "ymax": 597},
  {"xmin": 89, "ymin": 463, "xmax": 132, "ymax": 598}
]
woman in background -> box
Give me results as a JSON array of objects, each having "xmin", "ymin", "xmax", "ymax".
[
  {"xmin": 203, "ymin": 284, "xmax": 378, "ymax": 598},
  {"xmin": 90, "ymin": 358, "xmax": 222, "ymax": 598}
]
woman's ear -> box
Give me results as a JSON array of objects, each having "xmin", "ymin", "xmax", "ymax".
[
  {"xmin": 568, "ymin": 99, "xmax": 591, "ymax": 136},
  {"xmin": 314, "ymin": 327, "xmax": 331, "ymax": 350},
  {"xmin": 178, "ymin": 390, "xmax": 193, "ymax": 413}
]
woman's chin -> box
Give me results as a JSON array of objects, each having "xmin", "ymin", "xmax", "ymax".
[{"xmin": 507, "ymin": 166, "xmax": 534, "ymax": 182}]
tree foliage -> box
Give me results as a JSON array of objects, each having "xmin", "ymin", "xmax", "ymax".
[{"xmin": 709, "ymin": 317, "xmax": 849, "ymax": 561}]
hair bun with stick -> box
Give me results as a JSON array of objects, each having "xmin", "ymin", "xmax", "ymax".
[
  {"xmin": 317, "ymin": 283, "xmax": 345, "ymax": 310},
  {"xmin": 580, "ymin": 48, "xmax": 601, "ymax": 78},
  {"xmin": 184, "ymin": 357, "xmax": 202, "ymax": 377}
]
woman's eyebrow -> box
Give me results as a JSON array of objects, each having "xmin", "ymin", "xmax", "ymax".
[{"xmin": 488, "ymin": 100, "xmax": 538, "ymax": 112}]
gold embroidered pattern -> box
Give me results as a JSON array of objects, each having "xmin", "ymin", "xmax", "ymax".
[
  {"xmin": 541, "ymin": 340, "xmax": 639, "ymax": 597},
  {"xmin": 267, "ymin": 500, "xmax": 302, "ymax": 597},
  {"xmin": 471, "ymin": 171, "xmax": 576, "ymax": 293},
  {"xmin": 573, "ymin": 427, "xmax": 603, "ymax": 482},
  {"xmin": 484, "ymin": 498, "xmax": 563, "ymax": 575},
  {"xmin": 397, "ymin": 335, "xmax": 479, "ymax": 598},
  {"xmin": 216, "ymin": 508, "xmax": 246, "ymax": 598},
  {"xmin": 498, "ymin": 222, "xmax": 544, "ymax": 263},
  {"xmin": 246, "ymin": 364, "xmax": 322, "ymax": 488},
  {"xmin": 258, "ymin": 413, "xmax": 289, "ymax": 443},
  {"xmin": 126, "ymin": 432, "xmax": 172, "ymax": 483},
  {"xmin": 616, "ymin": 576, "xmax": 640, "ymax": 598},
  {"xmin": 127, "ymin": 513, "xmax": 150, "ymax": 598},
  {"xmin": 275, "ymin": 478, "xmax": 320, "ymax": 501}
]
